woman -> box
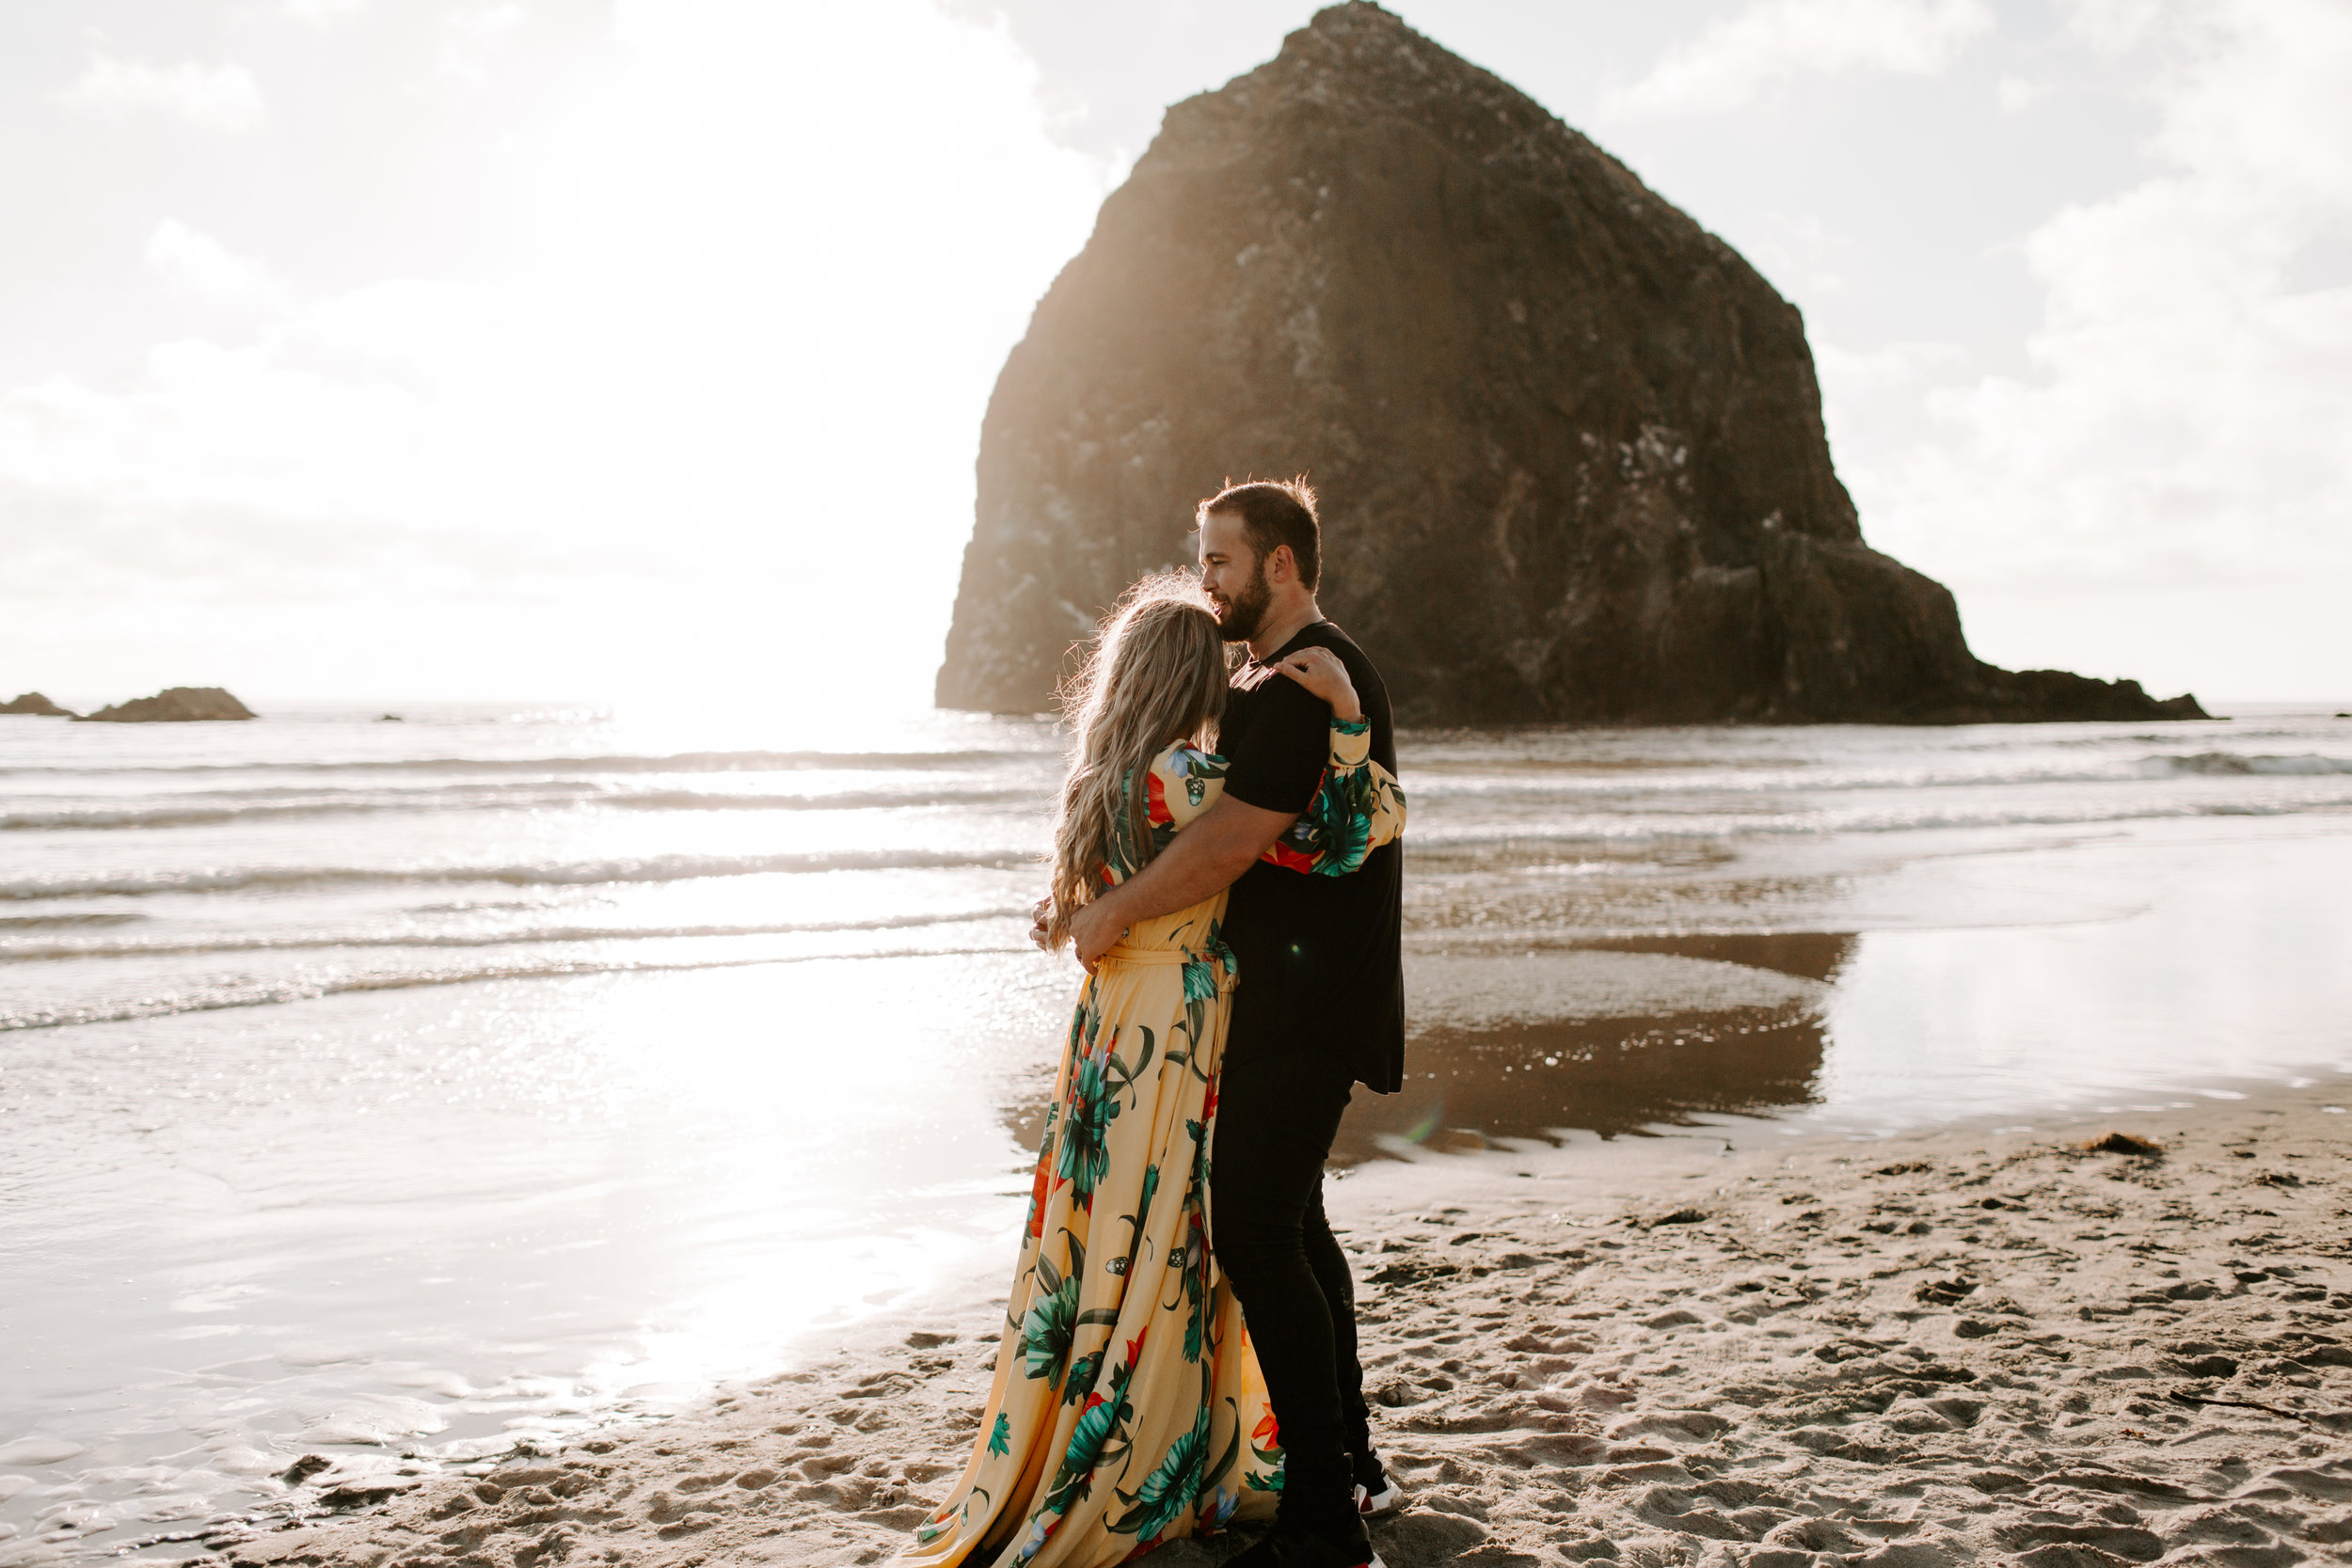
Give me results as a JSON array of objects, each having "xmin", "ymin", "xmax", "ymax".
[{"xmin": 903, "ymin": 578, "xmax": 1404, "ymax": 1567}]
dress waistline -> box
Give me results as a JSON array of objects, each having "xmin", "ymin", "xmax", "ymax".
[
  {"xmin": 1102, "ymin": 942, "xmax": 1239, "ymax": 990},
  {"xmin": 1103, "ymin": 944, "xmax": 1190, "ymax": 965}
]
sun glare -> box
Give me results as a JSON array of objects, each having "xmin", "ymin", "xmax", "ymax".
[{"xmin": 1, "ymin": 1, "xmax": 1111, "ymax": 705}]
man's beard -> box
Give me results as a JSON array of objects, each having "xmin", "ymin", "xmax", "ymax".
[{"xmin": 1212, "ymin": 561, "xmax": 1273, "ymax": 644}]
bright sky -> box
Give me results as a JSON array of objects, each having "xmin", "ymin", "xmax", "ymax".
[{"xmin": 3, "ymin": 0, "xmax": 2345, "ymax": 707}]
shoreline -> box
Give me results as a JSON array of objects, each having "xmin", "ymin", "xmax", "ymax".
[{"xmin": 208, "ymin": 1073, "xmax": 2352, "ymax": 1568}]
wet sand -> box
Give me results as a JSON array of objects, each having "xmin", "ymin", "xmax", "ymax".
[{"xmin": 205, "ymin": 1075, "xmax": 2351, "ymax": 1568}]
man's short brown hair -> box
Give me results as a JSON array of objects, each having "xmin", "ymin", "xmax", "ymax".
[{"xmin": 1198, "ymin": 477, "xmax": 1320, "ymax": 591}]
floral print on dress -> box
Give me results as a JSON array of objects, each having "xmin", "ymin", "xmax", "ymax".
[
  {"xmin": 896, "ymin": 719, "xmax": 1405, "ymax": 1568},
  {"xmin": 1105, "ymin": 719, "xmax": 1406, "ymax": 887},
  {"xmin": 1265, "ymin": 720, "xmax": 1406, "ymax": 876}
]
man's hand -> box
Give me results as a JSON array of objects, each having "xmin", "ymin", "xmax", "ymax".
[
  {"xmin": 1068, "ymin": 899, "xmax": 1123, "ymax": 974},
  {"xmin": 1029, "ymin": 895, "xmax": 1053, "ymax": 951}
]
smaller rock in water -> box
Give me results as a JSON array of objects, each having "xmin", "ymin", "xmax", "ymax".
[
  {"xmin": 0, "ymin": 690, "xmax": 75, "ymax": 717},
  {"xmin": 80, "ymin": 686, "xmax": 257, "ymax": 722},
  {"xmin": 2082, "ymin": 1131, "xmax": 2164, "ymax": 1156}
]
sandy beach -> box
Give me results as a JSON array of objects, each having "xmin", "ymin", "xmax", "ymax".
[
  {"xmin": 201, "ymin": 1074, "xmax": 2351, "ymax": 1568},
  {"xmin": 11, "ymin": 709, "xmax": 2349, "ymax": 1564}
]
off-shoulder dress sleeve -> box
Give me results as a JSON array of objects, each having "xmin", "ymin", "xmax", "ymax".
[{"xmin": 1103, "ymin": 743, "xmax": 1228, "ymax": 884}]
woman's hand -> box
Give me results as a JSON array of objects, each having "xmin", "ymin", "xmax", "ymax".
[{"xmin": 1273, "ymin": 645, "xmax": 1362, "ymax": 722}]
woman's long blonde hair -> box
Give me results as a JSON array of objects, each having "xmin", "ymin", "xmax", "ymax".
[{"xmin": 1044, "ymin": 576, "xmax": 1229, "ymax": 950}]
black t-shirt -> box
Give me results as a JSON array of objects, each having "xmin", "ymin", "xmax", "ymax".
[{"xmin": 1218, "ymin": 622, "xmax": 1405, "ymax": 1094}]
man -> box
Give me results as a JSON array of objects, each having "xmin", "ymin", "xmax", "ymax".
[{"xmin": 1068, "ymin": 478, "xmax": 1404, "ymax": 1568}]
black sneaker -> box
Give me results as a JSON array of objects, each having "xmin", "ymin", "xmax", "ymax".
[
  {"xmin": 1351, "ymin": 1449, "xmax": 1402, "ymax": 1516},
  {"xmin": 1226, "ymin": 1518, "xmax": 1387, "ymax": 1568}
]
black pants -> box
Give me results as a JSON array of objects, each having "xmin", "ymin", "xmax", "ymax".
[{"xmin": 1209, "ymin": 1051, "xmax": 1370, "ymax": 1535}]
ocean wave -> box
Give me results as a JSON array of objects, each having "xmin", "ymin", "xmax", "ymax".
[
  {"xmin": 34, "ymin": 754, "xmax": 2335, "ymax": 828},
  {"xmin": 2, "ymin": 908, "xmax": 1026, "ymax": 961},
  {"xmin": 0, "ymin": 748, "xmax": 1043, "ymax": 780},
  {"xmin": 603, "ymin": 787, "xmax": 1034, "ymax": 813},
  {"xmin": 0, "ymin": 943, "xmax": 1039, "ymax": 1032},
  {"xmin": 0, "ymin": 849, "xmax": 1035, "ymax": 901},
  {"xmin": 1406, "ymin": 751, "xmax": 2352, "ymax": 798},
  {"xmin": 1405, "ymin": 788, "xmax": 2352, "ymax": 849},
  {"xmin": 1959, "ymin": 722, "xmax": 2321, "ymax": 751},
  {"xmin": 2138, "ymin": 752, "xmax": 2352, "ymax": 777},
  {"xmin": 0, "ymin": 785, "xmax": 1036, "ymax": 832},
  {"xmin": 0, "ymin": 911, "xmax": 148, "ymax": 930},
  {"xmin": 1, "ymin": 800, "xmax": 457, "ymax": 831}
]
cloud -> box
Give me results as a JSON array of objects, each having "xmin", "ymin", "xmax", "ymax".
[
  {"xmin": 1830, "ymin": 0, "xmax": 2352, "ymax": 613},
  {"xmin": 1607, "ymin": 0, "xmax": 1994, "ymax": 117},
  {"xmin": 1815, "ymin": 338, "xmax": 1969, "ymax": 392},
  {"xmin": 60, "ymin": 53, "xmax": 270, "ymax": 134},
  {"xmin": 282, "ymin": 0, "xmax": 367, "ymax": 23},
  {"xmin": 2062, "ymin": 0, "xmax": 2170, "ymax": 55},
  {"xmin": 438, "ymin": 4, "xmax": 527, "ymax": 85},
  {"xmin": 1995, "ymin": 73, "xmax": 2054, "ymax": 111},
  {"xmin": 145, "ymin": 220, "xmax": 289, "ymax": 312},
  {"xmin": 1753, "ymin": 210, "xmax": 1854, "ymax": 296}
]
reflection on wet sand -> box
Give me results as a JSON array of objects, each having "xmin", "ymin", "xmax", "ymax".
[
  {"xmin": 1340, "ymin": 932, "xmax": 1852, "ymax": 1160},
  {"xmin": 1562, "ymin": 931, "xmax": 1856, "ymax": 984},
  {"xmin": 1002, "ymin": 934, "xmax": 1856, "ymax": 1164},
  {"xmin": 1335, "ymin": 1006, "xmax": 1825, "ymax": 1161}
]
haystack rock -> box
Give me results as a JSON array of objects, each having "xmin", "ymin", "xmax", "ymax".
[
  {"xmin": 936, "ymin": 3, "xmax": 2204, "ymax": 725},
  {"xmin": 0, "ymin": 691, "xmax": 75, "ymax": 717},
  {"xmin": 80, "ymin": 687, "xmax": 257, "ymax": 722}
]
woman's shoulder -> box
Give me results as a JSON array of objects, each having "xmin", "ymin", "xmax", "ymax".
[
  {"xmin": 1151, "ymin": 741, "xmax": 1228, "ymax": 779},
  {"xmin": 1146, "ymin": 741, "xmax": 1229, "ymax": 823}
]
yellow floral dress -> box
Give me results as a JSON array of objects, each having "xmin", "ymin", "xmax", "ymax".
[{"xmin": 902, "ymin": 720, "xmax": 1406, "ymax": 1568}]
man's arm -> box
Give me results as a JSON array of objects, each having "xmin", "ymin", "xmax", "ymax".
[{"xmin": 1067, "ymin": 795, "xmax": 1297, "ymax": 968}]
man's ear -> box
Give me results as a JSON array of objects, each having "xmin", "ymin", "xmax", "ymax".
[{"xmin": 1267, "ymin": 544, "xmax": 1295, "ymax": 585}]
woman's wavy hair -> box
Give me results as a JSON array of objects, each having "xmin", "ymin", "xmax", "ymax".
[{"xmin": 1044, "ymin": 574, "xmax": 1229, "ymax": 950}]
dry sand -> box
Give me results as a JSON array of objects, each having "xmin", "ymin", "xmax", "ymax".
[{"xmin": 211, "ymin": 1079, "xmax": 2351, "ymax": 1568}]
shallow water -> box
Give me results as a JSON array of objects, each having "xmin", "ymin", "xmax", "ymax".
[{"xmin": 3, "ymin": 701, "xmax": 2350, "ymax": 1560}]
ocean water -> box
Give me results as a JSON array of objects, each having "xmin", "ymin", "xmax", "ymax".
[{"xmin": 5, "ymin": 699, "xmax": 2351, "ymax": 1560}]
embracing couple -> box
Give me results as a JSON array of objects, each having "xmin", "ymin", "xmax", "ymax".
[{"xmin": 903, "ymin": 480, "xmax": 1406, "ymax": 1568}]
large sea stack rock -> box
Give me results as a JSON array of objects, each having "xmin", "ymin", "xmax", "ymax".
[
  {"xmin": 937, "ymin": 3, "xmax": 2202, "ymax": 725},
  {"xmin": 80, "ymin": 687, "xmax": 257, "ymax": 722},
  {"xmin": 0, "ymin": 691, "xmax": 76, "ymax": 717}
]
